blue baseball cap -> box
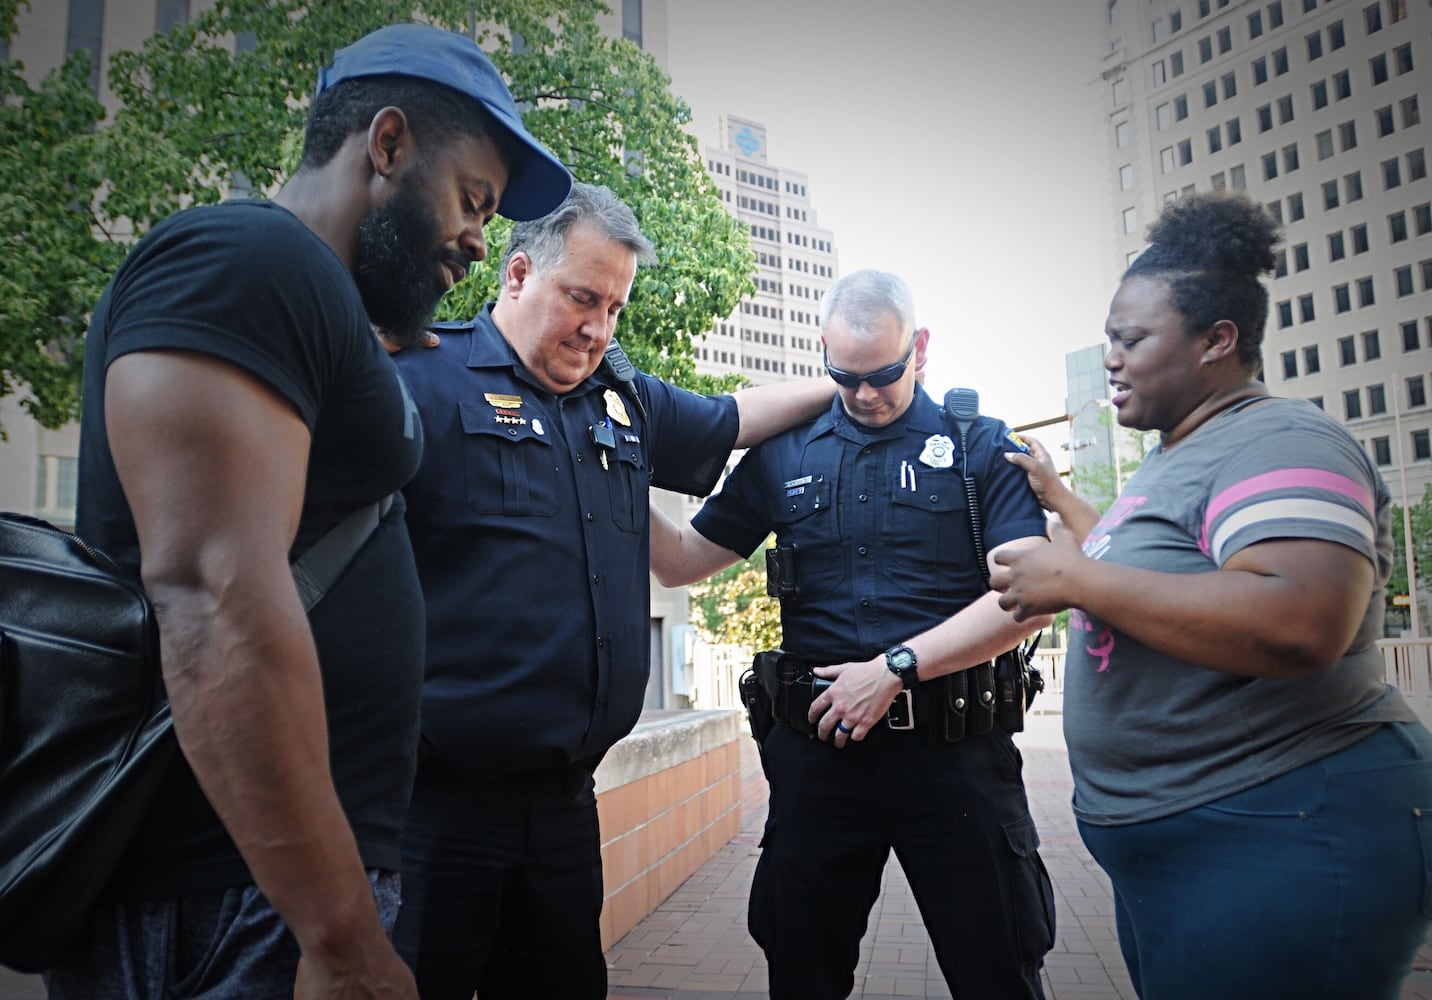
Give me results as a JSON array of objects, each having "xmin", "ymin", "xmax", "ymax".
[{"xmin": 316, "ymin": 23, "xmax": 572, "ymax": 221}]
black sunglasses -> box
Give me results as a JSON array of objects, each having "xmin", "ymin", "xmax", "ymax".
[{"xmin": 823, "ymin": 336, "xmax": 916, "ymax": 389}]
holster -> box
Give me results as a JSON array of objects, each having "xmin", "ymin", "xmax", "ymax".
[
  {"xmin": 994, "ymin": 648, "xmax": 1028, "ymax": 734},
  {"xmin": 748, "ymin": 650, "xmax": 816, "ymax": 740}
]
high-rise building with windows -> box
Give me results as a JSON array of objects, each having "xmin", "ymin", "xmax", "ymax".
[
  {"xmin": 1099, "ymin": 0, "xmax": 1431, "ymax": 506},
  {"xmin": 694, "ymin": 115, "xmax": 838, "ymax": 388}
]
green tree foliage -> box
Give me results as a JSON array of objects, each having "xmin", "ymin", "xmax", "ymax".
[
  {"xmin": 689, "ymin": 541, "xmax": 781, "ymax": 651},
  {"xmin": 0, "ymin": 0, "xmax": 752, "ymax": 435},
  {"xmin": 1389, "ymin": 483, "xmax": 1432, "ymax": 631}
]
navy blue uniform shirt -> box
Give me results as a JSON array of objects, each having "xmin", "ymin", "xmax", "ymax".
[
  {"xmin": 394, "ymin": 306, "xmax": 739, "ymax": 779},
  {"xmin": 692, "ymin": 388, "xmax": 1047, "ymax": 664}
]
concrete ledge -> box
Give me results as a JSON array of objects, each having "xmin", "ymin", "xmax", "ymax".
[{"xmin": 594, "ymin": 708, "xmax": 743, "ymax": 950}]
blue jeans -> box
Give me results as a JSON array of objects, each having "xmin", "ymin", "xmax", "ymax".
[
  {"xmin": 43, "ymin": 870, "xmax": 400, "ymax": 1000},
  {"xmin": 1080, "ymin": 722, "xmax": 1432, "ymax": 1000}
]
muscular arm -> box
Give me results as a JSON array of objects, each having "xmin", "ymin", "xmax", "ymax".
[
  {"xmin": 990, "ymin": 522, "xmax": 1371, "ymax": 678},
  {"xmin": 810, "ymin": 535, "xmax": 1054, "ymax": 742},
  {"xmin": 731, "ymin": 377, "xmax": 835, "ymax": 448},
  {"xmin": 106, "ymin": 351, "xmax": 415, "ymax": 997},
  {"xmin": 649, "ymin": 502, "xmax": 743, "ymax": 586},
  {"xmin": 1004, "ymin": 435, "xmax": 1102, "ymax": 541}
]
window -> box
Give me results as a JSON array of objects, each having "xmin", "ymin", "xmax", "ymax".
[
  {"xmin": 155, "ymin": 0, "xmax": 189, "ymax": 32},
  {"xmin": 1333, "ymin": 70, "xmax": 1352, "ymax": 101},
  {"xmin": 1226, "ymin": 117, "xmax": 1242, "ymax": 145},
  {"xmin": 1424, "ymin": 258, "xmax": 1432, "ymax": 292},
  {"xmin": 1175, "ymin": 95, "xmax": 1189, "ymax": 119},
  {"xmin": 1406, "ymin": 320, "xmax": 1423, "ymax": 352},
  {"xmin": 1372, "ymin": 436, "xmax": 1392, "ymax": 465},
  {"xmin": 1269, "ymin": 1, "xmax": 1284, "ymax": 28},
  {"xmin": 1282, "ymin": 350, "xmax": 1298, "ymax": 378},
  {"xmin": 1172, "ymin": 9, "xmax": 1184, "ymax": 31},
  {"xmin": 1278, "ymin": 95, "xmax": 1295, "ymax": 124},
  {"xmin": 1410, "ymin": 375, "xmax": 1427, "ymax": 407},
  {"xmin": 1411, "ymin": 150, "xmax": 1428, "ymax": 183},
  {"xmin": 1283, "ymin": 143, "xmax": 1300, "ymax": 173},
  {"xmin": 1268, "ymin": 200, "xmax": 1284, "ymax": 222},
  {"xmin": 66, "ymin": 0, "xmax": 104, "ymax": 95},
  {"xmin": 1369, "ymin": 384, "xmax": 1388, "ymax": 415},
  {"xmin": 1336, "ymin": 286, "xmax": 1354, "ymax": 314},
  {"xmin": 1299, "ymin": 294, "xmax": 1316, "ymax": 322},
  {"xmin": 1230, "ymin": 163, "xmax": 1247, "ymax": 188},
  {"xmin": 1371, "ymin": 53, "xmax": 1389, "ymax": 85},
  {"xmin": 1312, "ymin": 81, "xmax": 1329, "ymax": 110},
  {"xmin": 1384, "ymin": 157, "xmax": 1402, "ymax": 190},
  {"xmin": 1258, "ymin": 104, "xmax": 1274, "ymax": 131},
  {"xmin": 1116, "ymin": 120, "xmax": 1131, "ymax": 147},
  {"xmin": 1415, "ymin": 203, "xmax": 1431, "ymax": 236},
  {"xmin": 1119, "ymin": 163, "xmax": 1135, "ymax": 190},
  {"xmin": 1345, "ymin": 171, "xmax": 1364, "ymax": 202},
  {"xmin": 1344, "ymin": 388, "xmax": 1362, "ymax": 420},
  {"xmin": 1153, "ymin": 15, "xmax": 1168, "ymax": 42},
  {"xmin": 1324, "ymin": 179, "xmax": 1341, "ymax": 209},
  {"xmin": 1415, "ymin": 429, "xmax": 1432, "ymax": 462},
  {"xmin": 1254, "ymin": 56, "xmax": 1269, "ymax": 85},
  {"xmin": 1339, "ymin": 120, "xmax": 1358, "ymax": 151},
  {"xmin": 1208, "ymin": 126, "xmax": 1223, "ymax": 154},
  {"xmin": 1113, "ymin": 77, "xmax": 1130, "ymax": 105},
  {"xmin": 1179, "ymin": 139, "xmax": 1193, "ymax": 165},
  {"xmin": 1329, "ymin": 231, "xmax": 1346, "ymax": 260},
  {"xmin": 1309, "ymin": 397, "xmax": 1324, "ymax": 410},
  {"xmin": 1222, "ymin": 72, "xmax": 1237, "ymax": 100},
  {"xmin": 1390, "ymin": 0, "xmax": 1407, "ymax": 22},
  {"xmin": 1395, "ymin": 44, "xmax": 1414, "ymax": 76},
  {"xmin": 1273, "ymin": 47, "xmax": 1289, "ymax": 75},
  {"xmin": 1303, "ymin": 0, "xmax": 1316, "ymax": 10},
  {"xmin": 1249, "ymin": 10, "xmax": 1264, "ymax": 37},
  {"xmin": 1217, "ymin": 27, "xmax": 1232, "ymax": 53},
  {"xmin": 1339, "ymin": 335, "xmax": 1358, "ymax": 364},
  {"xmin": 1278, "ymin": 300, "xmax": 1295, "ymax": 327},
  {"xmin": 1158, "ymin": 102, "xmax": 1174, "ymax": 129},
  {"xmin": 1199, "ymin": 36, "xmax": 1213, "ymax": 62},
  {"xmin": 1199, "ymin": 0, "xmax": 1211, "ymax": 14},
  {"xmin": 1162, "ymin": 146, "xmax": 1177, "ymax": 173},
  {"xmin": 1391, "ymin": 211, "xmax": 1409, "ymax": 242},
  {"xmin": 1359, "ymin": 275, "xmax": 1377, "ymax": 306},
  {"xmin": 1328, "ymin": 20, "xmax": 1346, "ymax": 50},
  {"xmin": 1171, "ymin": 50, "xmax": 1185, "ymax": 76},
  {"xmin": 1352, "ymin": 223, "xmax": 1369, "ymax": 253},
  {"xmin": 1264, "ymin": 152, "xmax": 1280, "ymax": 180},
  {"xmin": 1304, "ymin": 344, "xmax": 1321, "ymax": 372},
  {"xmin": 1123, "ymin": 207, "xmax": 1138, "ymax": 234},
  {"xmin": 1364, "ymin": 330, "xmax": 1382, "ymax": 361},
  {"xmin": 1204, "ymin": 81, "xmax": 1219, "ymax": 108},
  {"xmin": 1306, "ymin": 32, "xmax": 1323, "ymax": 60},
  {"xmin": 1364, "ymin": 2, "xmax": 1382, "ymax": 33},
  {"xmin": 1154, "ymin": 59, "xmax": 1168, "ymax": 85},
  {"xmin": 1401, "ymin": 96, "xmax": 1421, "ymax": 129},
  {"xmin": 1376, "ymin": 105, "xmax": 1396, "ymax": 138},
  {"xmin": 1275, "ymin": 247, "xmax": 1289, "ymax": 276},
  {"xmin": 1289, "ymin": 192, "xmax": 1305, "ymax": 221},
  {"xmin": 1317, "ymin": 130, "xmax": 1335, "ymax": 160},
  {"xmin": 1213, "ymin": 170, "xmax": 1229, "ymax": 190}
]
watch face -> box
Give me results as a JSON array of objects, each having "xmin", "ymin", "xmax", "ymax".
[{"xmin": 889, "ymin": 647, "xmax": 915, "ymax": 671}]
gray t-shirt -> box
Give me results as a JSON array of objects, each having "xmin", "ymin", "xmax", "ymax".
[{"xmin": 1064, "ymin": 397, "xmax": 1416, "ymax": 826}]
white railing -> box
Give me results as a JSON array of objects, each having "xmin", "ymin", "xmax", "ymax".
[{"xmin": 1382, "ymin": 639, "xmax": 1432, "ymax": 728}]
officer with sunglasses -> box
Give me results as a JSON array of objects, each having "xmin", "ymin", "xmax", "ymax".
[{"xmin": 651, "ymin": 268, "xmax": 1056, "ymax": 999}]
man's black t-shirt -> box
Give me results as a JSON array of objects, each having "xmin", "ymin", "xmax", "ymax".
[{"xmin": 75, "ymin": 200, "xmax": 426, "ymax": 895}]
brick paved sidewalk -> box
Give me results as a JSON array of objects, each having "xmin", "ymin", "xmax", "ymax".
[{"xmin": 606, "ymin": 713, "xmax": 1432, "ymax": 1000}]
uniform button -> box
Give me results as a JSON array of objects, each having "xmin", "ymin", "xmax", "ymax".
[
  {"xmin": 860, "ymin": 598, "xmax": 870, "ymax": 607},
  {"xmin": 790, "ymin": 504, "xmax": 797, "ymax": 512},
  {"xmin": 929, "ymin": 495, "xmax": 938, "ymax": 503},
  {"xmin": 592, "ymin": 574, "xmax": 600, "ymax": 585},
  {"xmin": 858, "ymin": 546, "xmax": 868, "ymax": 556},
  {"xmin": 597, "ymin": 636, "xmax": 605, "ymax": 648},
  {"xmin": 859, "ymin": 494, "xmax": 868, "ymax": 502},
  {"xmin": 587, "ymin": 513, "xmax": 594, "ymax": 521},
  {"xmin": 861, "ymin": 447, "xmax": 871, "ymax": 455},
  {"xmin": 508, "ymin": 428, "xmax": 518, "ymax": 437},
  {"xmin": 577, "ymin": 455, "xmax": 584, "ymax": 463}
]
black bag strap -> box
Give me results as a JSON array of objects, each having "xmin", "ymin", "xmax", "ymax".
[{"xmin": 290, "ymin": 495, "xmax": 393, "ymax": 612}]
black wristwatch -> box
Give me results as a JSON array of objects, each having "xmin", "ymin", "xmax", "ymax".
[{"xmin": 884, "ymin": 644, "xmax": 919, "ymax": 689}]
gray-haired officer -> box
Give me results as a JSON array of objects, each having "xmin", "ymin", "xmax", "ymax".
[{"xmin": 651, "ymin": 268, "xmax": 1057, "ymax": 999}]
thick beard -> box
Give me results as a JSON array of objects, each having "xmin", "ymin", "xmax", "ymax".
[{"xmin": 354, "ymin": 171, "xmax": 455, "ymax": 350}]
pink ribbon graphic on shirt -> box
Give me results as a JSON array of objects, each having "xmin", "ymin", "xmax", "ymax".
[{"xmin": 1087, "ymin": 629, "xmax": 1115, "ymax": 673}]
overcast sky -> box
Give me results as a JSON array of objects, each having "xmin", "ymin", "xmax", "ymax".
[{"xmin": 664, "ymin": 0, "xmax": 1115, "ymax": 430}]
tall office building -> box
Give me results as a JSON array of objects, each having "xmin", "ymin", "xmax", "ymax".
[
  {"xmin": 694, "ymin": 114, "xmax": 838, "ymax": 388},
  {"xmin": 1099, "ymin": 0, "xmax": 1431, "ymax": 509}
]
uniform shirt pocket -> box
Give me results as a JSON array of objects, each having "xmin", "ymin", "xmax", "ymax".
[
  {"xmin": 459, "ymin": 401, "xmax": 558, "ymax": 516},
  {"xmin": 771, "ymin": 483, "xmax": 845, "ymax": 602},
  {"xmin": 882, "ymin": 473, "xmax": 976, "ymax": 596},
  {"xmin": 607, "ymin": 443, "xmax": 649, "ymax": 533}
]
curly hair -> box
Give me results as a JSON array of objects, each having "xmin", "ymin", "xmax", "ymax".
[
  {"xmin": 1123, "ymin": 191, "xmax": 1283, "ymax": 371},
  {"xmin": 298, "ymin": 75, "xmax": 522, "ymax": 172}
]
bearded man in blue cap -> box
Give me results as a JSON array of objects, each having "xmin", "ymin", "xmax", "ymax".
[{"xmin": 42, "ymin": 23, "xmax": 571, "ymax": 1000}]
